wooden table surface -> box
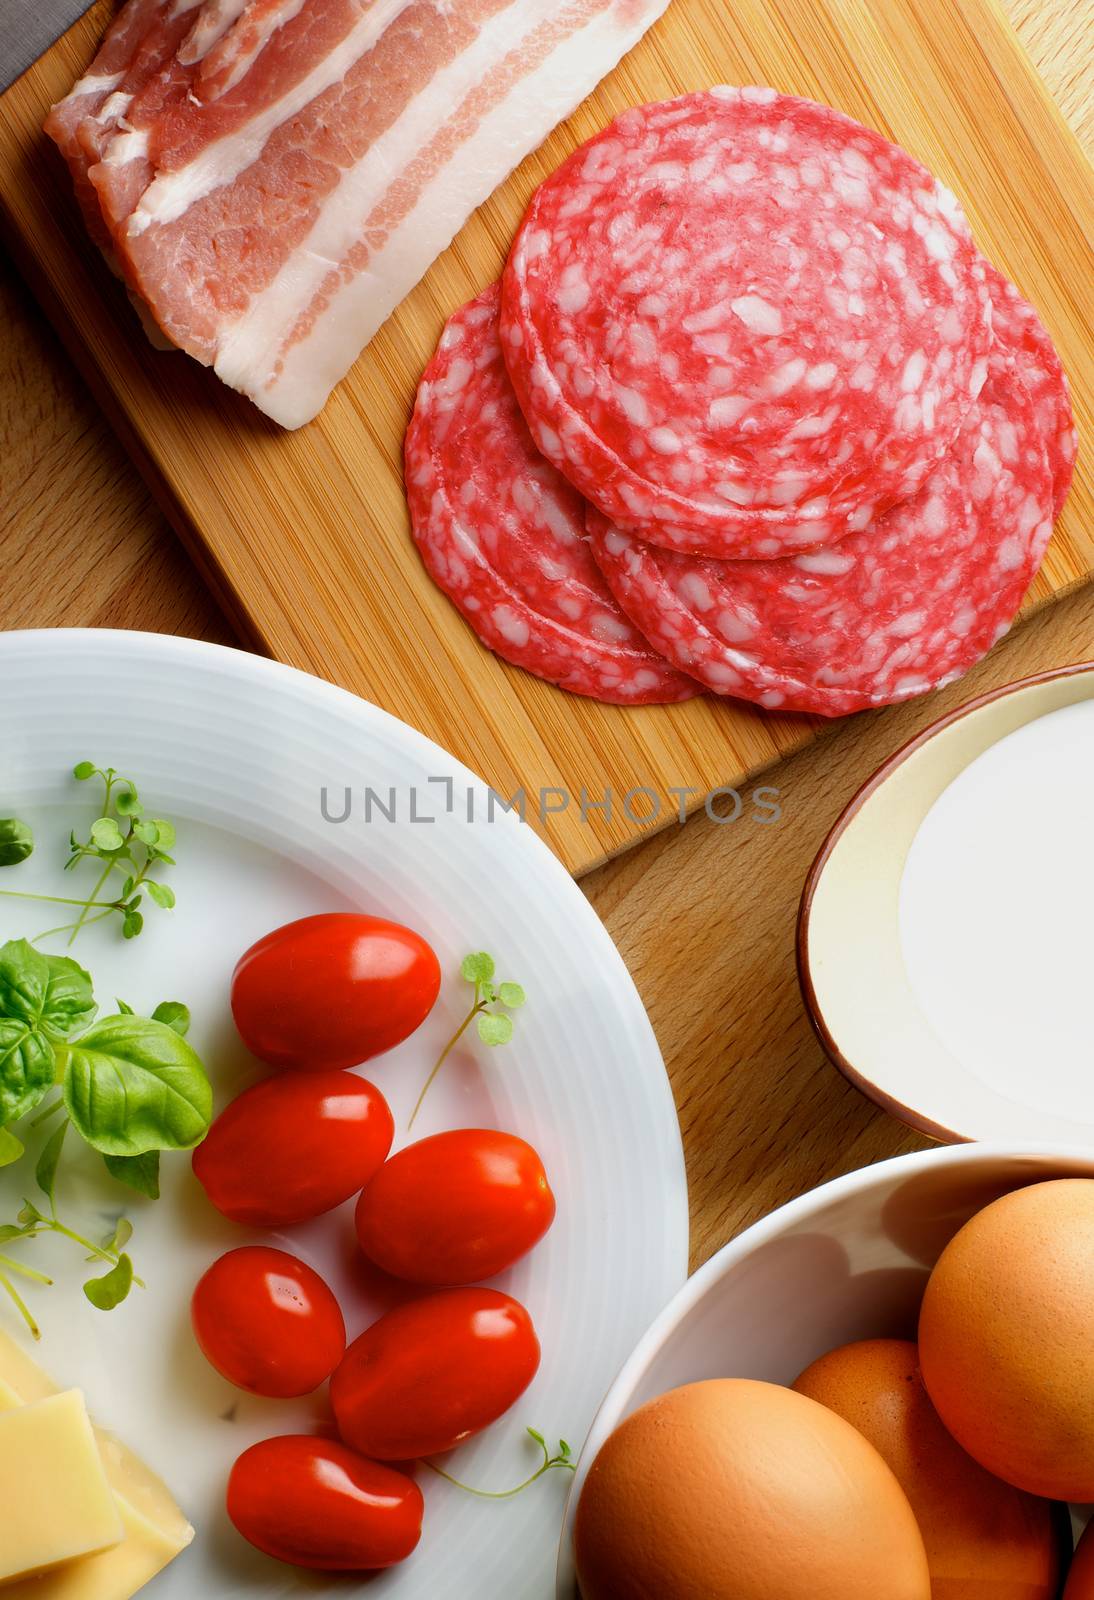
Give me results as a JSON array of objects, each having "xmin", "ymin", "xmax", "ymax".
[{"xmin": 1, "ymin": 0, "xmax": 1090, "ymax": 1272}]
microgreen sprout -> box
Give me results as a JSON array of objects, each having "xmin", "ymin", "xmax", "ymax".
[
  {"xmin": 0, "ymin": 763, "xmax": 177, "ymax": 945},
  {"xmin": 424, "ymin": 1429, "xmax": 575, "ymax": 1500},
  {"xmin": 0, "ymin": 1119, "xmax": 144, "ymax": 1336},
  {"xmin": 408, "ymin": 952, "xmax": 526, "ymax": 1129}
]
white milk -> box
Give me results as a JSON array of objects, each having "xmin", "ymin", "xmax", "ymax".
[{"xmin": 899, "ymin": 697, "xmax": 1094, "ymax": 1125}]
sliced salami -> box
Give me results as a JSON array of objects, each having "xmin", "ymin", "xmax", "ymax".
[
  {"xmin": 588, "ymin": 354, "xmax": 1053, "ymax": 716},
  {"xmin": 404, "ymin": 285, "xmax": 699, "ymax": 705},
  {"xmin": 983, "ymin": 260, "xmax": 1077, "ymax": 517},
  {"xmin": 502, "ymin": 87, "xmax": 993, "ymax": 560}
]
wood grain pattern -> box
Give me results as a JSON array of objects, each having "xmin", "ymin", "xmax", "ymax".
[
  {"xmin": 0, "ymin": 0, "xmax": 1091, "ymax": 876},
  {"xmin": 0, "ymin": 1, "xmax": 1090, "ymax": 1267},
  {"xmin": 0, "ymin": 268, "xmax": 234, "ymax": 642},
  {"xmin": 1005, "ymin": 0, "xmax": 1094, "ymax": 149}
]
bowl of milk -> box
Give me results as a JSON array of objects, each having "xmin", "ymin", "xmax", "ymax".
[{"xmin": 798, "ymin": 661, "xmax": 1094, "ymax": 1143}]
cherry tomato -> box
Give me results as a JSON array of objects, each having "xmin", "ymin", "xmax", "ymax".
[
  {"xmin": 231, "ymin": 913, "xmax": 441, "ymax": 1071},
  {"xmin": 355, "ymin": 1129, "xmax": 556, "ymax": 1285},
  {"xmin": 227, "ymin": 1435, "xmax": 423, "ymax": 1570},
  {"xmin": 330, "ymin": 1287, "xmax": 540, "ymax": 1459},
  {"xmin": 192, "ymin": 1070, "xmax": 393, "ymax": 1227},
  {"xmin": 192, "ymin": 1246, "xmax": 346, "ymax": 1398}
]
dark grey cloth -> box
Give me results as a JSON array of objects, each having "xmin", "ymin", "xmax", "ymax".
[{"xmin": 0, "ymin": 0, "xmax": 98, "ymax": 94}]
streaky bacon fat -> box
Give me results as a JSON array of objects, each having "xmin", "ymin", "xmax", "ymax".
[{"xmin": 47, "ymin": 0, "xmax": 670, "ymax": 428}]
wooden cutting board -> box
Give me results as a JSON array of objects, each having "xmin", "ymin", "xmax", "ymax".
[{"xmin": 0, "ymin": 0, "xmax": 1091, "ymax": 876}]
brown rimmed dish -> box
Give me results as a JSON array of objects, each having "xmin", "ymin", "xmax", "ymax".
[{"xmin": 798, "ymin": 661, "xmax": 1094, "ymax": 1145}]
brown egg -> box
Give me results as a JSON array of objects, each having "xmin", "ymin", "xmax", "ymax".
[
  {"xmin": 793, "ymin": 1338, "xmax": 1063, "ymax": 1598},
  {"xmin": 572, "ymin": 1378, "xmax": 930, "ymax": 1600},
  {"xmin": 1065, "ymin": 1520, "xmax": 1094, "ymax": 1596},
  {"xmin": 919, "ymin": 1179, "xmax": 1094, "ymax": 1501}
]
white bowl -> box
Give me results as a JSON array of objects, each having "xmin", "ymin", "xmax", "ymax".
[
  {"xmin": 798, "ymin": 661, "xmax": 1094, "ymax": 1143},
  {"xmin": 555, "ymin": 1142, "xmax": 1094, "ymax": 1596}
]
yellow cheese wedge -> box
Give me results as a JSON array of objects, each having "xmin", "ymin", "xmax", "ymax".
[
  {"xmin": 0, "ymin": 1331, "xmax": 194, "ymax": 1598},
  {"xmin": 0, "ymin": 1389, "xmax": 124, "ymax": 1581}
]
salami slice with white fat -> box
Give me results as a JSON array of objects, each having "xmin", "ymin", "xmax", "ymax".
[
  {"xmin": 983, "ymin": 260, "xmax": 1077, "ymax": 517},
  {"xmin": 404, "ymin": 285, "xmax": 699, "ymax": 705},
  {"xmin": 502, "ymin": 87, "xmax": 994, "ymax": 560},
  {"xmin": 588, "ymin": 354, "xmax": 1053, "ymax": 716}
]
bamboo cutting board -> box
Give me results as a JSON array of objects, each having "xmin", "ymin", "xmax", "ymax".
[{"xmin": 0, "ymin": 0, "xmax": 1091, "ymax": 875}]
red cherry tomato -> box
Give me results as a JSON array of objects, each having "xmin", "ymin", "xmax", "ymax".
[
  {"xmin": 227, "ymin": 1436, "xmax": 423, "ymax": 1571},
  {"xmin": 330, "ymin": 1288, "xmax": 540, "ymax": 1459},
  {"xmin": 192, "ymin": 1070, "xmax": 393, "ymax": 1227},
  {"xmin": 355, "ymin": 1129, "xmax": 556, "ymax": 1285},
  {"xmin": 231, "ymin": 913, "xmax": 441, "ymax": 1071},
  {"xmin": 191, "ymin": 1246, "xmax": 346, "ymax": 1398}
]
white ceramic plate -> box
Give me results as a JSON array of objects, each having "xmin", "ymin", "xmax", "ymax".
[
  {"xmin": 798, "ymin": 662, "xmax": 1094, "ymax": 1143},
  {"xmin": 0, "ymin": 629, "xmax": 688, "ymax": 1600},
  {"xmin": 556, "ymin": 1142, "xmax": 1094, "ymax": 1594}
]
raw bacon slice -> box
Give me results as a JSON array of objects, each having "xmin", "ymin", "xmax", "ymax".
[
  {"xmin": 405, "ymin": 285, "xmax": 699, "ymax": 704},
  {"xmin": 88, "ymin": 0, "xmax": 399, "ymax": 249},
  {"xmin": 72, "ymin": 0, "xmax": 206, "ymax": 173},
  {"xmin": 588, "ymin": 354, "xmax": 1053, "ymax": 716},
  {"xmin": 43, "ymin": 0, "xmax": 177, "ymax": 250},
  {"xmin": 179, "ymin": 0, "xmax": 303, "ymax": 101},
  {"xmin": 43, "ymin": 0, "xmax": 166, "ymax": 174},
  {"xmin": 51, "ymin": 0, "xmax": 281, "ymax": 203},
  {"xmin": 501, "ymin": 87, "xmax": 994, "ymax": 559},
  {"xmin": 46, "ymin": 0, "xmax": 267, "ymax": 257},
  {"xmin": 983, "ymin": 261, "xmax": 1077, "ymax": 517},
  {"xmin": 83, "ymin": 0, "xmax": 309, "ymax": 248},
  {"xmin": 74, "ymin": 0, "xmax": 669, "ymax": 428}
]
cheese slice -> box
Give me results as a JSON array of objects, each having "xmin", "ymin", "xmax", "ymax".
[
  {"xmin": 0, "ymin": 1331, "xmax": 194, "ymax": 1598},
  {"xmin": 0, "ymin": 1390, "xmax": 124, "ymax": 1581}
]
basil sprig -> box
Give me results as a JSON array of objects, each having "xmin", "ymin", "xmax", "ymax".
[{"xmin": 0, "ymin": 939, "xmax": 211, "ymax": 1329}]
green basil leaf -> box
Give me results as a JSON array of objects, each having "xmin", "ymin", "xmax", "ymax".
[
  {"xmin": 145, "ymin": 882, "xmax": 175, "ymax": 910},
  {"xmin": 0, "ymin": 1020, "xmax": 54, "ymax": 1125},
  {"xmin": 35, "ymin": 1120, "xmax": 68, "ymax": 1207},
  {"xmin": 84, "ymin": 1253, "xmax": 133, "ymax": 1311},
  {"xmin": 0, "ymin": 1127, "xmax": 24, "ymax": 1168},
  {"xmin": 150, "ymin": 1002, "xmax": 188, "ymax": 1038},
  {"xmin": 0, "ymin": 820, "xmax": 33, "ymax": 867},
  {"xmin": 103, "ymin": 1151, "xmax": 160, "ymax": 1200},
  {"xmin": 62, "ymin": 1015, "xmax": 212, "ymax": 1156},
  {"xmin": 39, "ymin": 962, "xmax": 97, "ymax": 1039},
  {"xmin": 0, "ymin": 940, "xmax": 96, "ymax": 1040}
]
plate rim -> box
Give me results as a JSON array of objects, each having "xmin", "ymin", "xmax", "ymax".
[{"xmin": 2, "ymin": 624, "xmax": 691, "ymax": 1591}]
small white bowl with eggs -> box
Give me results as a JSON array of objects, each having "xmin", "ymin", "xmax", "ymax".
[
  {"xmin": 555, "ymin": 1142, "xmax": 1094, "ymax": 1596},
  {"xmin": 798, "ymin": 659, "xmax": 1094, "ymax": 1143}
]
